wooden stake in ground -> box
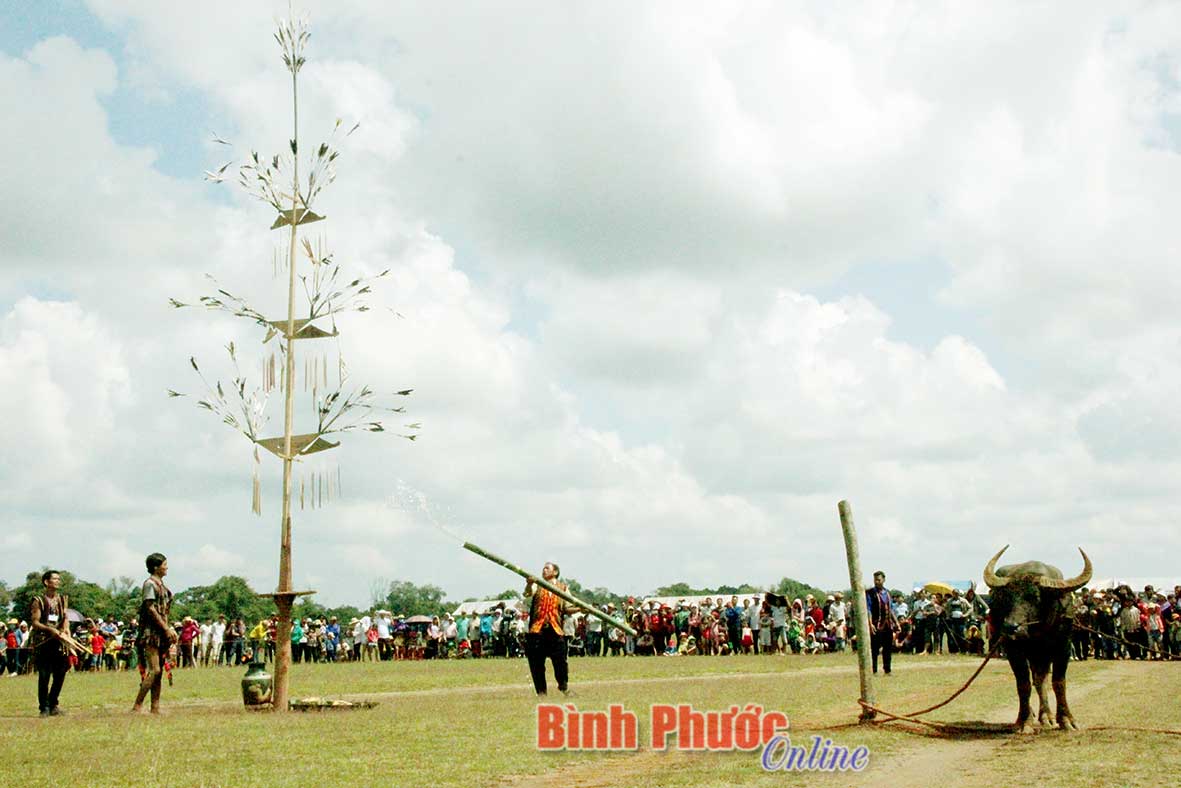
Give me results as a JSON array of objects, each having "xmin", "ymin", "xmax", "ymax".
[{"xmin": 838, "ymin": 499, "xmax": 876, "ymax": 721}]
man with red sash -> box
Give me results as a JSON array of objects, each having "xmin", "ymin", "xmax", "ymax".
[
  {"xmin": 29, "ymin": 570, "xmax": 69, "ymax": 716},
  {"xmin": 132, "ymin": 552, "xmax": 178, "ymax": 714},
  {"xmin": 523, "ymin": 562, "xmax": 571, "ymax": 696}
]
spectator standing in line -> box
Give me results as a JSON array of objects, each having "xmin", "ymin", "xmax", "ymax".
[
  {"xmin": 829, "ymin": 593, "xmax": 848, "ymax": 652},
  {"xmin": 324, "ymin": 617, "xmax": 340, "ymax": 662},
  {"xmin": 945, "ymin": 589, "xmax": 970, "ymax": 653},
  {"xmin": 89, "ymin": 626, "xmax": 106, "ymax": 671},
  {"xmin": 444, "ymin": 614, "xmax": 457, "ymax": 656},
  {"xmin": 585, "ymin": 607, "xmax": 602, "ymax": 657},
  {"xmin": 179, "ymin": 617, "xmax": 198, "ymax": 668},
  {"xmin": 223, "ymin": 616, "xmax": 239, "ymax": 665},
  {"xmin": 3, "ymin": 620, "xmax": 19, "ymax": 675},
  {"xmin": 455, "ymin": 611, "xmax": 469, "ymax": 651},
  {"xmin": 769, "ymin": 597, "xmax": 787, "ymax": 655},
  {"xmin": 248, "ymin": 619, "xmax": 267, "ymax": 661},
  {"xmin": 724, "ymin": 597, "xmax": 743, "ymax": 656},
  {"xmin": 376, "ymin": 612, "xmax": 392, "ymax": 661},
  {"xmin": 350, "ymin": 617, "xmax": 364, "ymax": 661},
  {"xmin": 211, "ymin": 615, "xmax": 226, "ymax": 666},
  {"xmin": 747, "ymin": 596, "xmax": 762, "ymax": 655},
  {"xmin": 290, "ymin": 618, "xmax": 304, "ymax": 663},
  {"xmin": 198, "ymin": 618, "xmax": 213, "ymax": 666}
]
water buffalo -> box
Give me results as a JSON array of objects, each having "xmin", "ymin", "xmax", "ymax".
[{"xmin": 982, "ymin": 545, "xmax": 1092, "ymax": 734}]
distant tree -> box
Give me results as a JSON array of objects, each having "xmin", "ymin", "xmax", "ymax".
[
  {"xmin": 772, "ymin": 577, "xmax": 828, "ymax": 603},
  {"xmin": 369, "ymin": 577, "xmax": 389, "ymax": 609},
  {"xmin": 105, "ymin": 576, "xmax": 140, "ymax": 622},
  {"xmin": 172, "ymin": 576, "xmax": 271, "ymax": 624},
  {"xmin": 494, "ymin": 589, "xmax": 521, "ymax": 600},
  {"xmin": 653, "ymin": 582, "xmax": 700, "ymax": 597},
  {"xmin": 564, "ymin": 579, "xmax": 625, "ymax": 608},
  {"xmin": 0, "ymin": 581, "xmax": 11, "ymax": 614},
  {"xmin": 381, "ymin": 580, "xmax": 447, "ymax": 616}
]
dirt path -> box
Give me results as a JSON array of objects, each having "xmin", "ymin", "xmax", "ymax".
[{"xmin": 865, "ymin": 658, "xmax": 1127, "ymax": 788}]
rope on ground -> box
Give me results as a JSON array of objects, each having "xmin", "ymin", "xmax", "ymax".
[{"xmin": 810, "ymin": 632, "xmax": 1181, "ymax": 738}]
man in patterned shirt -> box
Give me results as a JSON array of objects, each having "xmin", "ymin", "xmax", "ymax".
[
  {"xmin": 523, "ymin": 562, "xmax": 572, "ymax": 696},
  {"xmin": 132, "ymin": 552, "xmax": 178, "ymax": 714}
]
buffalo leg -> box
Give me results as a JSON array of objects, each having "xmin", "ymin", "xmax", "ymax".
[
  {"xmin": 1052, "ymin": 643, "xmax": 1077, "ymax": 730},
  {"xmin": 1031, "ymin": 655, "xmax": 1053, "ymax": 727},
  {"xmin": 1008, "ymin": 651, "xmax": 1035, "ymax": 734}
]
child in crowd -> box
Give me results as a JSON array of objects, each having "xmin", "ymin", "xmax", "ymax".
[
  {"xmin": 365, "ymin": 623, "xmax": 379, "ymax": 662},
  {"xmin": 1146, "ymin": 604, "xmax": 1164, "ymax": 659}
]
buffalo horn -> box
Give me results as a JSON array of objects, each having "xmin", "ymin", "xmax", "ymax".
[
  {"xmin": 982, "ymin": 545, "xmax": 1010, "ymax": 588},
  {"xmin": 1037, "ymin": 548, "xmax": 1093, "ymax": 591}
]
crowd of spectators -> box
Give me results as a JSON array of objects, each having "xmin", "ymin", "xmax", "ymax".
[{"xmin": 4, "ymin": 582, "xmax": 1180, "ymax": 674}]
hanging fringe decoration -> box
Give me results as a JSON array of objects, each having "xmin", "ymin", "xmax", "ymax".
[
  {"xmin": 251, "ymin": 446, "xmax": 262, "ymax": 516},
  {"xmin": 300, "ymin": 475, "xmax": 305, "ymax": 510}
]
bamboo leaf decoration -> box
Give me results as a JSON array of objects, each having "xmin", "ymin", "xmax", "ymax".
[{"xmin": 170, "ymin": 10, "xmax": 419, "ymax": 521}]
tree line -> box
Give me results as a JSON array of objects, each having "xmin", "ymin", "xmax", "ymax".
[{"xmin": 1, "ymin": 570, "xmax": 830, "ymax": 625}]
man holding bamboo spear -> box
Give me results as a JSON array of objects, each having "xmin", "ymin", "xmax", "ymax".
[
  {"xmin": 29, "ymin": 570, "xmax": 70, "ymax": 717},
  {"xmin": 524, "ymin": 562, "xmax": 573, "ymax": 696}
]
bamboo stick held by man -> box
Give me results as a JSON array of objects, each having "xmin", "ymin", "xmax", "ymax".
[{"xmin": 29, "ymin": 570, "xmax": 70, "ymax": 717}]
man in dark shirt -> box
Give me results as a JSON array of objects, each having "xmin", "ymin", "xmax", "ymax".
[
  {"xmin": 29, "ymin": 570, "xmax": 70, "ymax": 716},
  {"xmin": 865, "ymin": 570, "xmax": 899, "ymax": 675}
]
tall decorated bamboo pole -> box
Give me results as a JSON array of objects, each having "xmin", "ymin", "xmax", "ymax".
[
  {"xmin": 273, "ymin": 45, "xmax": 303, "ymax": 715},
  {"xmin": 171, "ymin": 11, "xmax": 419, "ymax": 712},
  {"xmin": 838, "ymin": 500, "xmax": 876, "ymax": 721},
  {"xmin": 463, "ymin": 542, "xmax": 636, "ymax": 635}
]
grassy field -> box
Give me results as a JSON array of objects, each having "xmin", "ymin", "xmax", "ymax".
[{"xmin": 2, "ymin": 651, "xmax": 1180, "ymax": 787}]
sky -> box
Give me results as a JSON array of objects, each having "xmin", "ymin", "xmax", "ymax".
[{"xmin": 2, "ymin": 2, "xmax": 1179, "ymax": 607}]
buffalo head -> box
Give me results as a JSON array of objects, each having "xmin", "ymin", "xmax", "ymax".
[{"xmin": 982, "ymin": 545, "xmax": 1092, "ymax": 639}]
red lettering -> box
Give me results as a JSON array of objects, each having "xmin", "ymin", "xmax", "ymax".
[
  {"xmin": 651, "ymin": 704, "xmax": 677, "ymax": 750},
  {"xmin": 537, "ymin": 705, "xmax": 564, "ymax": 749},
  {"xmin": 582, "ymin": 712, "xmax": 608, "ymax": 749},
  {"xmin": 677, "ymin": 704, "xmax": 705, "ymax": 750},
  {"xmin": 609, "ymin": 704, "xmax": 638, "ymax": 750}
]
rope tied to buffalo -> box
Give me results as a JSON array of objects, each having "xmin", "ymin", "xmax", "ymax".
[{"xmin": 800, "ymin": 632, "xmax": 1181, "ymax": 738}]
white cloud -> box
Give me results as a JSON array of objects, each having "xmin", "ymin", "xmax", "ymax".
[{"xmin": 3, "ymin": 4, "xmax": 1181, "ymax": 607}]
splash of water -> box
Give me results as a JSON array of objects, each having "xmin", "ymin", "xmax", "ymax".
[{"xmin": 391, "ymin": 479, "xmax": 467, "ymax": 543}]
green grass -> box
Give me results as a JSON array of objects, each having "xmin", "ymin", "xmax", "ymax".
[{"xmin": 1, "ymin": 652, "xmax": 1180, "ymax": 787}]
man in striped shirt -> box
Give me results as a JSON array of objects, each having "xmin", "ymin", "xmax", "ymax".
[{"xmin": 524, "ymin": 562, "xmax": 571, "ymax": 696}]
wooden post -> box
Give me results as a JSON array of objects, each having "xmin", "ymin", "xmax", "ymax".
[
  {"xmin": 838, "ymin": 500, "xmax": 876, "ymax": 721},
  {"xmin": 272, "ymin": 64, "xmax": 302, "ymax": 716}
]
